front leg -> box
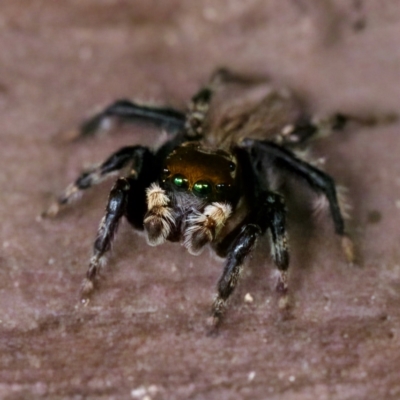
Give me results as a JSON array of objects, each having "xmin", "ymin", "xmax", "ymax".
[
  {"xmin": 211, "ymin": 191, "xmax": 290, "ymax": 326},
  {"xmin": 211, "ymin": 224, "xmax": 261, "ymax": 325},
  {"xmin": 81, "ymin": 177, "xmax": 131, "ymax": 301}
]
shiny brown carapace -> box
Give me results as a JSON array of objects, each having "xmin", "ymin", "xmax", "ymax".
[{"xmin": 164, "ymin": 142, "xmax": 237, "ymax": 201}]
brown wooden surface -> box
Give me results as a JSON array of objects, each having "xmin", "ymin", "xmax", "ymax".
[{"xmin": 0, "ymin": 1, "xmax": 400, "ymax": 399}]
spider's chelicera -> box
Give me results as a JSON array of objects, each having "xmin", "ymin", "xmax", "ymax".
[{"xmin": 45, "ymin": 68, "xmax": 356, "ymax": 326}]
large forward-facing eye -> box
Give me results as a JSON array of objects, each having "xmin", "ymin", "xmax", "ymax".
[
  {"xmin": 193, "ymin": 180, "xmax": 212, "ymax": 197},
  {"xmin": 172, "ymin": 174, "xmax": 189, "ymax": 189}
]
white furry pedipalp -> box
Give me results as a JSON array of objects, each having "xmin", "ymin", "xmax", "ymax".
[
  {"xmin": 146, "ymin": 183, "xmax": 170, "ymax": 209},
  {"xmin": 144, "ymin": 183, "xmax": 175, "ymax": 246},
  {"xmin": 183, "ymin": 202, "xmax": 232, "ymax": 255}
]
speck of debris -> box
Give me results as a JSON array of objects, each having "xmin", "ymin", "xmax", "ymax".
[
  {"xmin": 367, "ymin": 210, "xmax": 382, "ymax": 224},
  {"xmin": 248, "ymin": 371, "xmax": 256, "ymax": 381},
  {"xmin": 289, "ymin": 375, "xmax": 296, "ymax": 382},
  {"xmin": 244, "ymin": 293, "xmax": 254, "ymax": 303},
  {"xmin": 131, "ymin": 387, "xmax": 146, "ymax": 398},
  {"xmin": 353, "ymin": 18, "xmax": 366, "ymax": 32},
  {"xmin": 130, "ymin": 385, "xmax": 159, "ymax": 399}
]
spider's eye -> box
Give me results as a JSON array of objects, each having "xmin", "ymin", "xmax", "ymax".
[
  {"xmin": 216, "ymin": 183, "xmax": 230, "ymax": 193},
  {"xmin": 172, "ymin": 174, "xmax": 189, "ymax": 189},
  {"xmin": 229, "ymin": 162, "xmax": 236, "ymax": 172},
  {"xmin": 193, "ymin": 180, "xmax": 212, "ymax": 197},
  {"xmin": 162, "ymin": 167, "xmax": 170, "ymax": 180}
]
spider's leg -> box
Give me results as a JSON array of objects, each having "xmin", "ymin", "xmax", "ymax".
[
  {"xmin": 44, "ymin": 146, "xmax": 151, "ymax": 217},
  {"xmin": 185, "ymin": 85, "xmax": 213, "ymax": 138},
  {"xmin": 81, "ymin": 177, "xmax": 130, "ymax": 301},
  {"xmin": 241, "ymin": 139, "xmax": 355, "ymax": 263},
  {"xmin": 280, "ymin": 111, "xmax": 397, "ymax": 146},
  {"xmin": 211, "ymin": 191, "xmax": 289, "ymax": 325},
  {"xmin": 64, "ymin": 99, "xmax": 185, "ymax": 140},
  {"xmin": 209, "ymin": 67, "xmax": 270, "ymax": 86},
  {"xmin": 211, "ymin": 224, "xmax": 261, "ymax": 326},
  {"xmin": 263, "ymin": 193, "xmax": 289, "ymax": 300},
  {"xmin": 185, "ymin": 67, "xmax": 268, "ymax": 139},
  {"xmin": 81, "ymin": 146, "xmax": 156, "ymax": 301},
  {"xmin": 278, "ymin": 114, "xmax": 348, "ymax": 146}
]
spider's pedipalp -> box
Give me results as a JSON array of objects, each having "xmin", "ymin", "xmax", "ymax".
[
  {"xmin": 183, "ymin": 202, "xmax": 232, "ymax": 255},
  {"xmin": 144, "ymin": 183, "xmax": 175, "ymax": 246}
]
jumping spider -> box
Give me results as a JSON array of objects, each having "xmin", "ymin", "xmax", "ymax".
[{"xmin": 45, "ymin": 68, "xmax": 360, "ymax": 326}]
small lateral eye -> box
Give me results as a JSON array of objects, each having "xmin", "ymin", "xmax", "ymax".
[
  {"xmin": 216, "ymin": 183, "xmax": 230, "ymax": 193},
  {"xmin": 172, "ymin": 174, "xmax": 189, "ymax": 189},
  {"xmin": 229, "ymin": 162, "xmax": 236, "ymax": 172},
  {"xmin": 162, "ymin": 167, "xmax": 170, "ymax": 179},
  {"xmin": 193, "ymin": 180, "xmax": 212, "ymax": 197}
]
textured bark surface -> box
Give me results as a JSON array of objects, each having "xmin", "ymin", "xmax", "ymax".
[{"xmin": 0, "ymin": 1, "xmax": 400, "ymax": 399}]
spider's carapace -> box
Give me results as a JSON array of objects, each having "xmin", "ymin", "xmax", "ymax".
[{"xmin": 164, "ymin": 142, "xmax": 238, "ymax": 202}]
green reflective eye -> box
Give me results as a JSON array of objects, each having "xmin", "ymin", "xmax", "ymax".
[
  {"xmin": 193, "ymin": 180, "xmax": 212, "ymax": 197},
  {"xmin": 172, "ymin": 174, "xmax": 188, "ymax": 189}
]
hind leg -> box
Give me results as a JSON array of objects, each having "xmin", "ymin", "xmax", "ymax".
[
  {"xmin": 278, "ymin": 111, "xmax": 397, "ymax": 146},
  {"xmin": 185, "ymin": 68, "xmax": 263, "ymax": 138},
  {"xmin": 240, "ymin": 139, "xmax": 355, "ymax": 264},
  {"xmin": 62, "ymin": 99, "xmax": 185, "ymax": 141}
]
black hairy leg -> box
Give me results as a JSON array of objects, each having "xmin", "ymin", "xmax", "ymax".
[
  {"xmin": 81, "ymin": 177, "xmax": 131, "ymax": 301},
  {"xmin": 44, "ymin": 145, "xmax": 151, "ymax": 217},
  {"xmin": 263, "ymin": 192, "xmax": 290, "ymax": 309},
  {"xmin": 63, "ymin": 99, "xmax": 185, "ymax": 141},
  {"xmin": 241, "ymin": 139, "xmax": 355, "ymax": 263},
  {"xmin": 80, "ymin": 145, "xmax": 156, "ymax": 301},
  {"xmin": 210, "ymin": 224, "xmax": 261, "ymax": 328},
  {"xmin": 210, "ymin": 191, "xmax": 289, "ymax": 328}
]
